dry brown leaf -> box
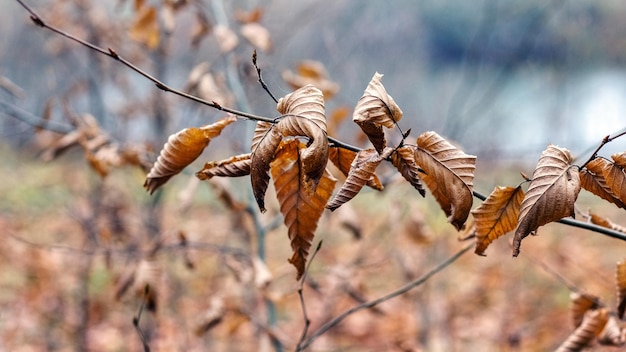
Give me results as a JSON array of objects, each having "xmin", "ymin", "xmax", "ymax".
[
  {"xmin": 390, "ymin": 145, "xmax": 426, "ymax": 197},
  {"xmin": 328, "ymin": 146, "xmax": 383, "ymax": 191},
  {"xmin": 472, "ymin": 185, "xmax": 525, "ymax": 256},
  {"xmin": 214, "ymin": 25, "xmax": 239, "ymax": 53},
  {"xmin": 196, "ymin": 153, "xmax": 251, "ymax": 180},
  {"xmin": 353, "ymin": 72, "xmax": 402, "ymax": 153},
  {"xmin": 86, "ymin": 144, "xmax": 123, "ymax": 177},
  {"xmin": 282, "ymin": 61, "xmax": 339, "ymax": 100},
  {"xmin": 599, "ymin": 154, "xmax": 626, "ymax": 206},
  {"xmin": 144, "ymin": 115, "xmax": 236, "ymax": 194},
  {"xmin": 414, "ymin": 131, "xmax": 476, "ymax": 230},
  {"xmin": 276, "ymin": 85, "xmax": 328, "ymax": 193},
  {"xmin": 556, "ymin": 308, "xmax": 608, "ymax": 352},
  {"xmin": 596, "ymin": 315, "xmax": 625, "ymax": 346},
  {"xmin": 588, "ymin": 212, "xmax": 626, "ymax": 234},
  {"xmin": 129, "ymin": 5, "xmax": 160, "ymax": 49},
  {"xmin": 580, "ymin": 158, "xmax": 625, "ymax": 209},
  {"xmin": 570, "ymin": 292, "xmax": 600, "ymax": 328},
  {"xmin": 617, "ymin": 259, "xmax": 626, "ymax": 319},
  {"xmin": 612, "ymin": 152, "xmax": 626, "ymax": 167},
  {"xmin": 327, "ymin": 148, "xmax": 384, "ymax": 211},
  {"xmin": 277, "ymin": 84, "xmax": 326, "ymax": 132},
  {"xmin": 270, "ymin": 139, "xmax": 336, "ymax": 279},
  {"xmin": 240, "ymin": 23, "xmax": 272, "ymax": 52},
  {"xmin": 250, "ymin": 122, "xmax": 282, "ymax": 212},
  {"xmin": 513, "ymin": 145, "xmax": 580, "ymax": 257}
]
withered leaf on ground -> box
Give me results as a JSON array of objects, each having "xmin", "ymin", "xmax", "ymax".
[
  {"xmin": 326, "ymin": 148, "xmax": 385, "ymax": 211},
  {"xmin": 390, "ymin": 145, "xmax": 426, "ymax": 197},
  {"xmin": 144, "ymin": 115, "xmax": 236, "ymax": 194},
  {"xmin": 352, "ymin": 73, "xmax": 402, "ymax": 154},
  {"xmin": 270, "ymin": 139, "xmax": 336, "ymax": 279},
  {"xmin": 413, "ymin": 131, "xmax": 475, "ymax": 231},
  {"xmin": 472, "ymin": 185, "xmax": 524, "ymax": 256},
  {"xmin": 513, "ymin": 145, "xmax": 580, "ymax": 256}
]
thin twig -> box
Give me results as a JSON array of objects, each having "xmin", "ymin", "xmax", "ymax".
[
  {"xmin": 0, "ymin": 100, "xmax": 74, "ymax": 134},
  {"xmin": 472, "ymin": 190, "xmax": 626, "ymax": 242},
  {"xmin": 252, "ymin": 50, "xmax": 278, "ymax": 104},
  {"xmin": 133, "ymin": 285, "xmax": 151, "ymax": 352},
  {"xmin": 579, "ymin": 129, "xmax": 626, "ymax": 169},
  {"xmin": 15, "ymin": 0, "xmax": 271, "ymax": 123},
  {"xmin": 297, "ymin": 242, "xmax": 473, "ymax": 351},
  {"xmin": 295, "ymin": 240, "xmax": 323, "ymax": 350}
]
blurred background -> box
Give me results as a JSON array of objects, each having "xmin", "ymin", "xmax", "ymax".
[
  {"xmin": 2, "ymin": 1, "xmax": 626, "ymax": 351},
  {"xmin": 2, "ymin": 0, "xmax": 626, "ymax": 162}
]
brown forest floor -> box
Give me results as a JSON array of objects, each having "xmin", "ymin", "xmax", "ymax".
[{"xmin": 1, "ymin": 144, "xmax": 625, "ymax": 352}]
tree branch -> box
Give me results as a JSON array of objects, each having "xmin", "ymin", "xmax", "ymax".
[
  {"xmin": 15, "ymin": 0, "xmax": 272, "ymax": 123},
  {"xmin": 0, "ymin": 100, "xmax": 74, "ymax": 134}
]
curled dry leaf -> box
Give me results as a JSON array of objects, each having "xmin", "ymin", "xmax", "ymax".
[
  {"xmin": 513, "ymin": 145, "xmax": 581, "ymax": 256},
  {"xmin": 353, "ymin": 72, "xmax": 402, "ymax": 153},
  {"xmin": 144, "ymin": 115, "xmax": 236, "ymax": 194},
  {"xmin": 612, "ymin": 151, "xmax": 626, "ymax": 167},
  {"xmin": 472, "ymin": 185, "xmax": 525, "ymax": 256},
  {"xmin": 276, "ymin": 85, "xmax": 329, "ymax": 193},
  {"xmin": 581, "ymin": 158, "xmax": 625, "ymax": 208},
  {"xmin": 326, "ymin": 148, "xmax": 384, "ymax": 211},
  {"xmin": 328, "ymin": 146, "xmax": 383, "ymax": 191},
  {"xmin": 251, "ymin": 122, "xmax": 281, "ymax": 212},
  {"xmin": 598, "ymin": 154, "xmax": 626, "ymax": 206},
  {"xmin": 390, "ymin": 145, "xmax": 426, "ymax": 197},
  {"xmin": 556, "ymin": 308, "xmax": 608, "ymax": 352},
  {"xmin": 570, "ymin": 292, "xmax": 600, "ymax": 328},
  {"xmin": 414, "ymin": 131, "xmax": 476, "ymax": 230},
  {"xmin": 588, "ymin": 212, "xmax": 626, "ymax": 234},
  {"xmin": 196, "ymin": 153, "xmax": 251, "ymax": 180},
  {"xmin": 270, "ymin": 139, "xmax": 336, "ymax": 279},
  {"xmin": 617, "ymin": 259, "xmax": 626, "ymax": 319},
  {"xmin": 596, "ymin": 315, "xmax": 625, "ymax": 346}
]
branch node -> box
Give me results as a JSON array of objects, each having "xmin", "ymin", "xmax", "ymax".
[
  {"xmin": 30, "ymin": 15, "xmax": 44, "ymax": 27},
  {"xmin": 212, "ymin": 100, "xmax": 222, "ymax": 109},
  {"xmin": 154, "ymin": 82, "xmax": 168, "ymax": 91},
  {"xmin": 108, "ymin": 48, "xmax": 119, "ymax": 59}
]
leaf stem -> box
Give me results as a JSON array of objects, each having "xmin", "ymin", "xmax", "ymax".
[{"xmin": 579, "ymin": 129, "xmax": 626, "ymax": 169}]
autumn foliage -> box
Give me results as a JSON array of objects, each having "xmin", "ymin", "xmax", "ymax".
[{"xmin": 8, "ymin": 0, "xmax": 626, "ymax": 350}]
